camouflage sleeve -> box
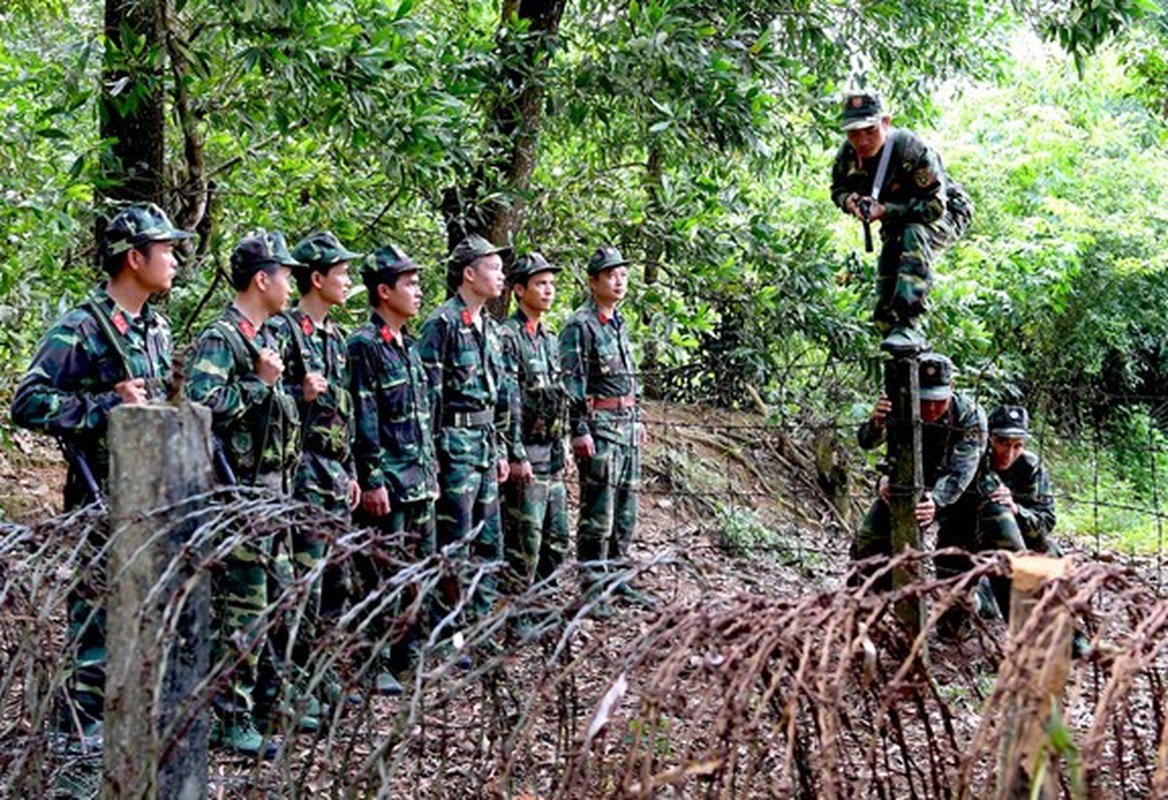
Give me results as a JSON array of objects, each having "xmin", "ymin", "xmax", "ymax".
[
  {"xmin": 882, "ymin": 135, "xmax": 946, "ymax": 225},
  {"xmin": 1014, "ymin": 456, "xmax": 1056, "ymax": 537},
  {"xmin": 857, "ymin": 416, "xmax": 887, "ymax": 451},
  {"xmin": 931, "ymin": 402, "xmax": 987, "ymax": 508},
  {"xmin": 183, "ymin": 329, "xmax": 270, "ymax": 431},
  {"xmin": 414, "ymin": 312, "xmax": 448, "ymax": 439},
  {"xmin": 559, "ymin": 318, "xmax": 590, "ymax": 438},
  {"xmin": 829, "ymin": 143, "xmax": 856, "ymax": 210},
  {"xmin": 346, "ymin": 333, "xmax": 385, "ymax": 491},
  {"xmin": 11, "ymin": 315, "xmax": 121, "ymax": 435}
]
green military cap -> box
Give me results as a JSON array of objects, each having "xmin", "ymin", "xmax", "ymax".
[
  {"xmin": 362, "ymin": 243, "xmax": 421, "ymax": 283},
  {"xmin": 449, "ymin": 234, "xmax": 511, "ymax": 270},
  {"xmin": 918, "ymin": 353, "xmax": 955, "ymax": 401},
  {"xmin": 291, "ymin": 231, "xmax": 363, "ymax": 269},
  {"xmin": 263, "ymin": 231, "xmax": 304, "ymax": 267},
  {"xmin": 587, "ymin": 244, "xmax": 630, "ymax": 276},
  {"xmin": 508, "ymin": 251, "xmax": 561, "ymax": 284},
  {"xmin": 104, "ymin": 202, "xmax": 193, "ymax": 257},
  {"xmin": 988, "ymin": 405, "xmax": 1031, "ymax": 439},
  {"xmin": 841, "ymin": 90, "xmax": 886, "ymax": 131}
]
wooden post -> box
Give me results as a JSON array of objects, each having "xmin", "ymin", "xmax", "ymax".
[
  {"xmin": 996, "ymin": 554, "xmax": 1073, "ymax": 800},
  {"xmin": 884, "ymin": 355, "xmax": 924, "ymax": 635},
  {"xmin": 103, "ymin": 402, "xmax": 213, "ymax": 800}
]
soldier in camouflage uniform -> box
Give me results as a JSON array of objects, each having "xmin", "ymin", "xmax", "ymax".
[
  {"xmin": 347, "ymin": 244, "xmax": 439, "ymax": 693},
  {"xmin": 184, "ymin": 230, "xmax": 300, "ymax": 758},
  {"xmin": 560, "ymin": 245, "xmax": 646, "ymax": 600},
  {"xmin": 851, "ymin": 353, "xmax": 987, "ymax": 591},
  {"xmin": 415, "ymin": 234, "xmax": 524, "ymax": 626},
  {"xmin": 830, "ymin": 91, "xmax": 973, "ymax": 352},
  {"xmin": 265, "ymin": 231, "xmax": 362, "ymax": 707},
  {"xmin": 11, "ymin": 203, "xmax": 191, "ymax": 743},
  {"xmin": 939, "ymin": 405, "xmax": 1053, "ymax": 623},
  {"xmin": 499, "ymin": 252, "xmax": 569, "ymax": 603}
]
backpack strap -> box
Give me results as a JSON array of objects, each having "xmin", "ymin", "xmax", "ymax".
[{"xmin": 82, "ymin": 297, "xmax": 134, "ymax": 383}]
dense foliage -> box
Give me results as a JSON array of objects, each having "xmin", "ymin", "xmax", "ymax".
[{"xmin": 3, "ymin": 0, "xmax": 1168, "ymax": 541}]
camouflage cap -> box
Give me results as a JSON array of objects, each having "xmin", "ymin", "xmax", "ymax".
[
  {"xmin": 104, "ymin": 202, "xmax": 193, "ymax": 257},
  {"xmin": 362, "ymin": 243, "xmax": 421, "ymax": 284},
  {"xmin": 841, "ymin": 91, "xmax": 886, "ymax": 132},
  {"xmin": 587, "ymin": 244, "xmax": 630, "ymax": 276},
  {"xmin": 449, "ymin": 234, "xmax": 510, "ymax": 270},
  {"xmin": 230, "ymin": 229, "xmax": 297, "ymax": 284},
  {"xmin": 989, "ymin": 405, "xmax": 1031, "ymax": 439},
  {"xmin": 508, "ymin": 251, "xmax": 561, "ymax": 284},
  {"xmin": 291, "ymin": 231, "xmax": 363, "ymax": 269},
  {"xmin": 918, "ymin": 353, "xmax": 955, "ymax": 401}
]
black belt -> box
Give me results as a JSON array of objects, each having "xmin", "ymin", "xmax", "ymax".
[{"xmin": 444, "ymin": 408, "xmax": 494, "ymax": 428}]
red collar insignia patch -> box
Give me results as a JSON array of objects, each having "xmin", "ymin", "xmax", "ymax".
[
  {"xmin": 525, "ymin": 319, "xmax": 537, "ymax": 336},
  {"xmin": 597, "ymin": 312, "xmax": 610, "ymax": 325},
  {"xmin": 111, "ymin": 311, "xmax": 129, "ymax": 335},
  {"xmin": 461, "ymin": 309, "xmax": 473, "ymax": 326},
  {"xmin": 380, "ymin": 325, "xmax": 393, "ymax": 343},
  {"xmin": 239, "ymin": 319, "xmax": 257, "ymax": 340},
  {"xmin": 300, "ymin": 315, "xmax": 315, "ymax": 336}
]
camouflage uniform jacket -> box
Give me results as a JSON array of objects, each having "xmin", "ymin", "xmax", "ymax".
[
  {"xmin": 987, "ymin": 450, "xmax": 1056, "ymax": 540},
  {"xmin": 415, "ymin": 294, "xmax": 525, "ymax": 468},
  {"xmin": 559, "ymin": 297, "xmax": 639, "ymax": 445},
  {"xmin": 830, "ymin": 128, "xmax": 947, "ymax": 233},
  {"xmin": 347, "ymin": 314, "xmax": 438, "ymax": 504},
  {"xmin": 184, "ymin": 304, "xmax": 299, "ymax": 484},
  {"xmin": 12, "ymin": 286, "xmax": 172, "ymax": 505},
  {"xmin": 266, "ymin": 308, "xmax": 353, "ymax": 467},
  {"xmin": 499, "ymin": 308, "xmax": 566, "ymax": 472},
  {"xmin": 857, "ymin": 391, "xmax": 986, "ymax": 509}
]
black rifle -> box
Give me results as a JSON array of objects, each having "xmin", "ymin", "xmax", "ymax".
[
  {"xmin": 859, "ymin": 197, "xmax": 874, "ymax": 253},
  {"xmin": 59, "ymin": 439, "xmax": 106, "ymax": 510},
  {"xmin": 212, "ymin": 437, "xmax": 238, "ymax": 486}
]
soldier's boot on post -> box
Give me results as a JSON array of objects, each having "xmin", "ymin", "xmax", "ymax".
[{"xmin": 880, "ymin": 321, "xmax": 929, "ymax": 355}]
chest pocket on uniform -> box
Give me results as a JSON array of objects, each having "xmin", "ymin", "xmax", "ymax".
[
  {"xmin": 452, "ymin": 332, "xmax": 480, "ymax": 383},
  {"xmin": 595, "ymin": 336, "xmax": 621, "ymax": 376}
]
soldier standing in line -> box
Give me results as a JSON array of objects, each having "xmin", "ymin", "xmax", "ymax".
[
  {"xmin": 184, "ymin": 230, "xmax": 301, "ymax": 758},
  {"xmin": 499, "ymin": 252, "xmax": 569, "ymax": 623},
  {"xmin": 851, "ymin": 353, "xmax": 987, "ymax": 591},
  {"xmin": 830, "ymin": 90, "xmax": 973, "ymax": 352},
  {"xmin": 415, "ymin": 234, "xmax": 525, "ymax": 635},
  {"xmin": 559, "ymin": 245, "xmax": 648, "ymax": 605},
  {"xmin": 347, "ymin": 244, "xmax": 439, "ymax": 694},
  {"xmin": 265, "ymin": 231, "xmax": 362, "ymax": 709},
  {"xmin": 12, "ymin": 203, "xmax": 192, "ymax": 747}
]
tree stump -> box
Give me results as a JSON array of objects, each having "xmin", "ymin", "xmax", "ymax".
[
  {"xmin": 103, "ymin": 402, "xmax": 213, "ymax": 800},
  {"xmin": 995, "ymin": 553, "xmax": 1073, "ymax": 800}
]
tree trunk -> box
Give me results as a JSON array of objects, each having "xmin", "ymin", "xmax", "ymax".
[
  {"xmin": 442, "ymin": 0, "xmax": 567, "ymax": 316},
  {"xmin": 640, "ymin": 143, "xmax": 665, "ymax": 396},
  {"xmin": 100, "ymin": 0, "xmax": 167, "ymax": 207}
]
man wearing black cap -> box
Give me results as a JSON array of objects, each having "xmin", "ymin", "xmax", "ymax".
[
  {"xmin": 12, "ymin": 202, "xmax": 192, "ymax": 748},
  {"xmin": 851, "ymin": 353, "xmax": 987, "ymax": 588},
  {"xmin": 499, "ymin": 252, "xmax": 569, "ymax": 605},
  {"xmin": 830, "ymin": 90, "xmax": 973, "ymax": 352},
  {"xmin": 560, "ymin": 245, "xmax": 646, "ymax": 602},
  {"xmin": 415, "ymin": 234, "xmax": 524, "ymax": 626},
  {"xmin": 184, "ymin": 229, "xmax": 302, "ymax": 758},
  {"xmin": 347, "ymin": 244, "xmax": 439, "ymax": 693}
]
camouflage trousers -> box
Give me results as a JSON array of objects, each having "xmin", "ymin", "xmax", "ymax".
[
  {"xmin": 435, "ymin": 459, "xmax": 501, "ymax": 620},
  {"xmin": 213, "ymin": 473, "xmax": 288, "ymax": 714},
  {"xmin": 875, "ymin": 214, "xmax": 961, "ymax": 329},
  {"xmin": 351, "ymin": 499, "xmax": 438, "ymax": 662},
  {"xmin": 576, "ymin": 435, "xmax": 641, "ymax": 579},
  {"xmin": 61, "ymin": 522, "xmax": 106, "ymax": 729},
  {"xmin": 502, "ymin": 465, "xmax": 569, "ymax": 593},
  {"xmin": 292, "ymin": 451, "xmax": 352, "ymax": 636},
  {"xmin": 935, "ymin": 498, "xmax": 1027, "ymax": 623}
]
